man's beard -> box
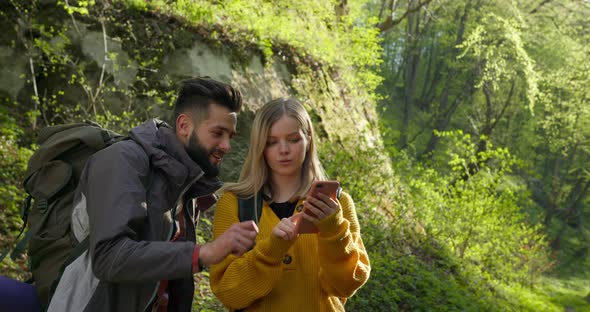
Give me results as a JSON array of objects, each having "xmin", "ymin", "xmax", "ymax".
[{"xmin": 185, "ymin": 133, "xmax": 220, "ymax": 178}]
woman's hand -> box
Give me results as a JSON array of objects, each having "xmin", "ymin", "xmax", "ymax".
[
  {"xmin": 272, "ymin": 217, "xmax": 299, "ymax": 241},
  {"xmin": 301, "ymin": 193, "xmax": 339, "ymax": 224}
]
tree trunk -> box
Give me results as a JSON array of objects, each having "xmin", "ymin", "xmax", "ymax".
[
  {"xmin": 399, "ymin": 3, "xmax": 422, "ymax": 149},
  {"xmin": 419, "ymin": 0, "xmax": 474, "ymax": 159}
]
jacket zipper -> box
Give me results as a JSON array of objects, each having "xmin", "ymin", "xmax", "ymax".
[{"xmin": 143, "ymin": 171, "xmax": 205, "ymax": 312}]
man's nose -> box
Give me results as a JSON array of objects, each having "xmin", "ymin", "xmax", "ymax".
[{"xmin": 219, "ymin": 137, "xmax": 231, "ymax": 153}]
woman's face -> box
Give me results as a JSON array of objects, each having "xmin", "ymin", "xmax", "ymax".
[{"xmin": 264, "ymin": 114, "xmax": 308, "ymax": 180}]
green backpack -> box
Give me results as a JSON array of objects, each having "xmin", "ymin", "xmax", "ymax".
[{"xmin": 0, "ymin": 121, "xmax": 123, "ymax": 307}]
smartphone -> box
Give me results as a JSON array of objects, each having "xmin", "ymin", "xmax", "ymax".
[
  {"xmin": 294, "ymin": 180, "xmax": 341, "ymax": 234},
  {"xmin": 309, "ymin": 180, "xmax": 341, "ymax": 201}
]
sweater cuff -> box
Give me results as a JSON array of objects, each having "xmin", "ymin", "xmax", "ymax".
[{"xmin": 317, "ymin": 207, "xmax": 345, "ymax": 237}]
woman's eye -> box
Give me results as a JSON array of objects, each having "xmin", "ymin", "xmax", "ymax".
[
  {"xmin": 289, "ymin": 138, "xmax": 301, "ymax": 143},
  {"xmin": 266, "ymin": 141, "xmax": 277, "ymax": 146}
]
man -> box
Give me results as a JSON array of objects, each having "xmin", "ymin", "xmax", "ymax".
[{"xmin": 48, "ymin": 78, "xmax": 259, "ymax": 312}]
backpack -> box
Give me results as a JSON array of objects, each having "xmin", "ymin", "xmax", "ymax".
[
  {"xmin": 237, "ymin": 193, "xmax": 263, "ymax": 225},
  {"xmin": 0, "ymin": 121, "xmax": 123, "ymax": 308}
]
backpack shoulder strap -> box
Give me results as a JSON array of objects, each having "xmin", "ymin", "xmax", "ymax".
[
  {"xmin": 49, "ymin": 236, "xmax": 89, "ymax": 299},
  {"xmin": 237, "ymin": 192, "xmax": 263, "ymax": 225}
]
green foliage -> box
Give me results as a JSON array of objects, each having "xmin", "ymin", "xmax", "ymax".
[
  {"xmin": 320, "ymin": 136, "xmax": 497, "ymax": 311},
  {"xmin": 520, "ymin": 0, "xmax": 590, "ymax": 276},
  {"xmin": 4, "ymin": 0, "xmax": 181, "ymax": 133},
  {"xmin": 536, "ymin": 64, "xmax": 590, "ymax": 155},
  {"xmin": 376, "ymin": 0, "xmax": 590, "ymax": 281},
  {"xmin": 58, "ymin": 0, "xmax": 95, "ymax": 15},
  {"xmin": 458, "ymin": 11, "xmax": 538, "ymax": 111},
  {"xmin": 499, "ymin": 276, "xmax": 590, "ymax": 312},
  {"xmin": 0, "ymin": 105, "xmax": 34, "ymax": 280},
  {"xmin": 400, "ymin": 131, "xmax": 552, "ymax": 283},
  {"xmin": 128, "ymin": 0, "xmax": 384, "ymax": 95},
  {"xmin": 193, "ymin": 211, "xmax": 225, "ymax": 311}
]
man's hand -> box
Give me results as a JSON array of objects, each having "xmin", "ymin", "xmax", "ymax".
[{"xmin": 199, "ymin": 221, "xmax": 258, "ymax": 266}]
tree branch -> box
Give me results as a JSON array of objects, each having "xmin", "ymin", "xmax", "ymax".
[
  {"xmin": 95, "ymin": 17, "xmax": 109, "ymax": 117},
  {"xmin": 378, "ymin": 0, "xmax": 392, "ymax": 21},
  {"xmin": 379, "ymin": 0, "xmax": 435, "ymax": 32},
  {"xmin": 529, "ymin": 0, "xmax": 552, "ymax": 14},
  {"xmin": 490, "ymin": 79, "xmax": 516, "ymax": 131},
  {"xmin": 28, "ymin": 57, "xmax": 40, "ymax": 130}
]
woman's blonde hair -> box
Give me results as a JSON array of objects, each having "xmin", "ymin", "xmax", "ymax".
[{"xmin": 222, "ymin": 98, "xmax": 327, "ymax": 201}]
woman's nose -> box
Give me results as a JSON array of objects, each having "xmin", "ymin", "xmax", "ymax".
[{"xmin": 279, "ymin": 141, "xmax": 289, "ymax": 154}]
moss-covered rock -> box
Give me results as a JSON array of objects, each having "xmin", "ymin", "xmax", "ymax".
[{"xmin": 0, "ymin": 1, "xmax": 394, "ymax": 188}]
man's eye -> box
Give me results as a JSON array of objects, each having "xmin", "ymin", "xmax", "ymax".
[{"xmin": 212, "ymin": 131, "xmax": 223, "ymax": 137}]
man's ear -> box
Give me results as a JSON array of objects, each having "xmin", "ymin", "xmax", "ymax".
[{"xmin": 176, "ymin": 113, "xmax": 193, "ymax": 143}]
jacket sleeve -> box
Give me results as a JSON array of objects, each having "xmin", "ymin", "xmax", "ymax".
[
  {"xmin": 209, "ymin": 192, "xmax": 294, "ymax": 309},
  {"xmin": 316, "ymin": 191, "xmax": 371, "ymax": 298},
  {"xmin": 85, "ymin": 142, "xmax": 194, "ymax": 283}
]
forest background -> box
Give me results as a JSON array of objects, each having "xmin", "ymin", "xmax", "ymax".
[{"xmin": 0, "ymin": 0, "xmax": 589, "ymax": 311}]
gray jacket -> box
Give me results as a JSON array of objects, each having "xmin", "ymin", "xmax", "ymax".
[{"xmin": 48, "ymin": 119, "xmax": 222, "ymax": 312}]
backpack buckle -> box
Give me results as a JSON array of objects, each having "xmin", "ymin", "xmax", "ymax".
[{"xmin": 37, "ymin": 199, "xmax": 48, "ymax": 214}]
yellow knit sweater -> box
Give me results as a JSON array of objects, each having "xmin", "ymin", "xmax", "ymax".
[{"xmin": 210, "ymin": 191, "xmax": 371, "ymax": 312}]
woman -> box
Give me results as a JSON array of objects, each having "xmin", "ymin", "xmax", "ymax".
[{"xmin": 210, "ymin": 98, "xmax": 370, "ymax": 311}]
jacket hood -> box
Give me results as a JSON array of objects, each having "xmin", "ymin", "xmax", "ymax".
[{"xmin": 129, "ymin": 119, "xmax": 222, "ymax": 198}]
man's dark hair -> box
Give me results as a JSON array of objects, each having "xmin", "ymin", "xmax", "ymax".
[{"xmin": 173, "ymin": 77, "xmax": 243, "ymax": 124}]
